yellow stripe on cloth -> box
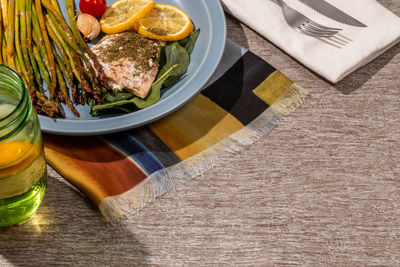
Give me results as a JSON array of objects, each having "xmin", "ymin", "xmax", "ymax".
[
  {"xmin": 253, "ymin": 71, "xmax": 293, "ymax": 105},
  {"xmin": 253, "ymin": 71, "xmax": 307, "ymax": 116},
  {"xmin": 149, "ymin": 94, "xmax": 245, "ymax": 160}
]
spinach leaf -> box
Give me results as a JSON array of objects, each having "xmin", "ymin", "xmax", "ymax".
[
  {"xmin": 86, "ymin": 97, "xmax": 96, "ymax": 108},
  {"xmin": 157, "ymin": 42, "xmax": 190, "ymax": 88},
  {"xmin": 91, "ymin": 64, "xmax": 179, "ymax": 116},
  {"xmin": 179, "ymin": 29, "xmax": 200, "ymax": 54},
  {"xmin": 104, "ymin": 92, "xmax": 135, "ymax": 103}
]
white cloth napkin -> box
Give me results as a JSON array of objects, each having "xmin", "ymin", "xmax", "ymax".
[{"xmin": 220, "ymin": 0, "xmax": 400, "ymax": 83}]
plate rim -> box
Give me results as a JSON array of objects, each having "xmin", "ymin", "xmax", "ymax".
[{"xmin": 39, "ymin": 0, "xmax": 227, "ymax": 136}]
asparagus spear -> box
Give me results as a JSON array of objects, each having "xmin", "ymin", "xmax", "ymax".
[
  {"xmin": 24, "ymin": 0, "xmax": 46, "ymax": 103},
  {"xmin": 18, "ymin": 0, "xmax": 35, "ymax": 87},
  {"xmin": 25, "ymin": 0, "xmax": 41, "ymax": 88},
  {"xmin": 15, "ymin": 0, "xmax": 46, "ymax": 111},
  {"xmin": 45, "ymin": 6, "xmax": 80, "ymax": 55},
  {"xmin": 29, "ymin": 49, "xmax": 42, "ymax": 91},
  {"xmin": 48, "ymin": 3, "xmax": 103, "ymax": 99},
  {"xmin": 55, "ymin": 64, "xmax": 79, "ymax": 117},
  {"xmin": 34, "ymin": 97, "xmax": 55, "ymax": 117},
  {"xmin": 26, "ymin": 0, "xmax": 33, "ymax": 50},
  {"xmin": 14, "ymin": 0, "xmax": 30, "ymax": 85},
  {"xmin": 0, "ymin": 5, "xmax": 3, "ymax": 65},
  {"xmin": 65, "ymin": 0, "xmax": 87, "ymax": 49},
  {"xmin": 31, "ymin": 47, "xmax": 62, "ymax": 118},
  {"xmin": 65, "ymin": 0, "xmax": 108, "ymax": 90},
  {"xmin": 48, "ymin": 12, "xmax": 78, "ymax": 52},
  {"xmin": 6, "ymin": 0, "xmax": 16, "ymax": 70},
  {"xmin": 0, "ymin": 0, "xmax": 7, "ymax": 37},
  {"xmin": 46, "ymin": 14, "xmax": 85, "ymax": 104},
  {"xmin": 40, "ymin": 0, "xmax": 102, "ymax": 103},
  {"xmin": 53, "ymin": 45, "xmax": 73, "ymax": 88},
  {"xmin": 46, "ymin": 15, "xmax": 79, "ymax": 81},
  {"xmin": 53, "ymin": 45, "xmax": 79, "ymax": 105},
  {"xmin": 1, "ymin": 38, "xmax": 6, "ymax": 65},
  {"xmin": 31, "ymin": 5, "xmax": 49, "ymax": 69},
  {"xmin": 0, "ymin": 0, "xmax": 10, "ymax": 68},
  {"xmin": 42, "ymin": 0, "xmax": 78, "ymax": 49},
  {"xmin": 14, "ymin": 59, "xmax": 30, "ymax": 96},
  {"xmin": 47, "ymin": 8, "xmax": 98, "ymax": 93},
  {"xmin": 37, "ymin": 94, "xmax": 64, "ymax": 118},
  {"xmin": 32, "ymin": 45, "xmax": 51, "ymax": 90},
  {"xmin": 71, "ymin": 51, "xmax": 97, "ymax": 102},
  {"xmin": 34, "ymin": 0, "xmax": 56, "ymax": 100},
  {"xmin": 47, "ymin": 9, "xmax": 99, "ymax": 93},
  {"xmin": 46, "ymin": 11, "xmax": 99, "ymax": 104}
]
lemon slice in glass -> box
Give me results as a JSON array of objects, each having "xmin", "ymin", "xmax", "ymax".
[
  {"xmin": 0, "ymin": 141, "xmax": 41, "ymax": 179},
  {"xmin": 0, "ymin": 142, "xmax": 33, "ymax": 168}
]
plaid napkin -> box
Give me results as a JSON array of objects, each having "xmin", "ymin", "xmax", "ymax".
[{"xmin": 44, "ymin": 40, "xmax": 307, "ymax": 224}]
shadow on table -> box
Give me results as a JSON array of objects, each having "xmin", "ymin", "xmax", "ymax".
[
  {"xmin": 334, "ymin": 42, "xmax": 400, "ymax": 95},
  {"xmin": 0, "ymin": 174, "xmax": 150, "ymax": 267},
  {"xmin": 225, "ymin": 13, "xmax": 250, "ymax": 49}
]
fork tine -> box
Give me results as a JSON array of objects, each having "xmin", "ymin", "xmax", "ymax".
[
  {"xmin": 330, "ymin": 35, "xmax": 351, "ymax": 44},
  {"xmin": 305, "ymin": 23, "xmax": 340, "ymax": 34},
  {"xmin": 307, "ymin": 20, "xmax": 342, "ymax": 31},
  {"xmin": 318, "ymin": 33, "xmax": 353, "ymax": 48},
  {"xmin": 330, "ymin": 35, "xmax": 352, "ymax": 46},
  {"xmin": 316, "ymin": 37, "xmax": 344, "ymax": 49},
  {"xmin": 337, "ymin": 34, "xmax": 353, "ymax": 42},
  {"xmin": 328, "ymin": 36, "xmax": 349, "ymax": 46},
  {"xmin": 302, "ymin": 24, "xmax": 339, "ymax": 36},
  {"xmin": 275, "ymin": 0, "xmax": 347, "ymax": 41},
  {"xmin": 299, "ymin": 28, "xmax": 337, "ymax": 37},
  {"xmin": 296, "ymin": 27, "xmax": 337, "ymax": 38},
  {"xmin": 300, "ymin": 27, "xmax": 351, "ymax": 48}
]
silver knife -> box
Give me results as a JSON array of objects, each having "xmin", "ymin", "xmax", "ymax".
[{"xmin": 298, "ymin": 0, "xmax": 367, "ymax": 27}]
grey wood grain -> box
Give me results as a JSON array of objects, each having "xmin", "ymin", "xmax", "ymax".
[{"xmin": 1, "ymin": 1, "xmax": 400, "ymax": 266}]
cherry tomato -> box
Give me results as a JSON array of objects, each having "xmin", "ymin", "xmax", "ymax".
[{"xmin": 79, "ymin": 0, "xmax": 107, "ymax": 18}]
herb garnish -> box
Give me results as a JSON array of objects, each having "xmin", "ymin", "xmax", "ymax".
[{"xmin": 99, "ymin": 31, "xmax": 162, "ymax": 72}]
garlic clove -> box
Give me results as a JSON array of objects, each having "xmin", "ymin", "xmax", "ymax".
[{"xmin": 76, "ymin": 13, "xmax": 101, "ymax": 41}]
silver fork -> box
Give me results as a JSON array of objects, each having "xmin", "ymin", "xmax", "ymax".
[{"xmin": 271, "ymin": 0, "xmax": 351, "ymax": 47}]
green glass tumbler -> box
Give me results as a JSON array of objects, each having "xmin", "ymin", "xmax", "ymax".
[{"xmin": 0, "ymin": 65, "xmax": 47, "ymax": 227}]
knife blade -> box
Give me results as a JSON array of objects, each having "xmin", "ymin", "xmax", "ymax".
[{"xmin": 298, "ymin": 0, "xmax": 367, "ymax": 27}]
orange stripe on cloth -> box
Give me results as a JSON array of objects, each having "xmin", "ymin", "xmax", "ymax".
[
  {"xmin": 149, "ymin": 94, "xmax": 245, "ymax": 161},
  {"xmin": 43, "ymin": 134, "xmax": 147, "ymax": 206}
]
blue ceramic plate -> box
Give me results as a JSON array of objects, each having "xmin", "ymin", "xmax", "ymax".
[{"xmin": 39, "ymin": 0, "xmax": 226, "ymax": 135}]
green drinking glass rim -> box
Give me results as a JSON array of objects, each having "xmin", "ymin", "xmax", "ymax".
[{"xmin": 0, "ymin": 65, "xmax": 32, "ymax": 141}]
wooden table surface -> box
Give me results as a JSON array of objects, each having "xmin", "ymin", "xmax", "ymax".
[{"xmin": 1, "ymin": 1, "xmax": 400, "ymax": 266}]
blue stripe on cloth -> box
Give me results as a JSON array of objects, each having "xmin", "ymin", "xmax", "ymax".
[{"xmin": 102, "ymin": 133, "xmax": 165, "ymax": 175}]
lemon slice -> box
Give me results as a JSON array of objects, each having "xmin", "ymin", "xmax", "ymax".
[
  {"xmin": 0, "ymin": 142, "xmax": 35, "ymax": 168},
  {"xmin": 0, "ymin": 141, "xmax": 41, "ymax": 179},
  {"xmin": 100, "ymin": 0, "xmax": 155, "ymax": 34},
  {"xmin": 135, "ymin": 3, "xmax": 194, "ymax": 41}
]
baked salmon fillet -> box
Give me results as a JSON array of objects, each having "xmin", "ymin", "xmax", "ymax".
[{"xmin": 91, "ymin": 31, "xmax": 165, "ymax": 98}]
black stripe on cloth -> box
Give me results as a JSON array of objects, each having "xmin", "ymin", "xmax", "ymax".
[
  {"xmin": 128, "ymin": 126, "xmax": 182, "ymax": 168},
  {"xmin": 201, "ymin": 51, "xmax": 276, "ymax": 125}
]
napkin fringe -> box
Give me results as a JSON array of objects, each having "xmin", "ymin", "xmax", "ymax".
[
  {"xmin": 271, "ymin": 83, "xmax": 308, "ymax": 116},
  {"xmin": 99, "ymin": 81, "xmax": 307, "ymax": 224}
]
